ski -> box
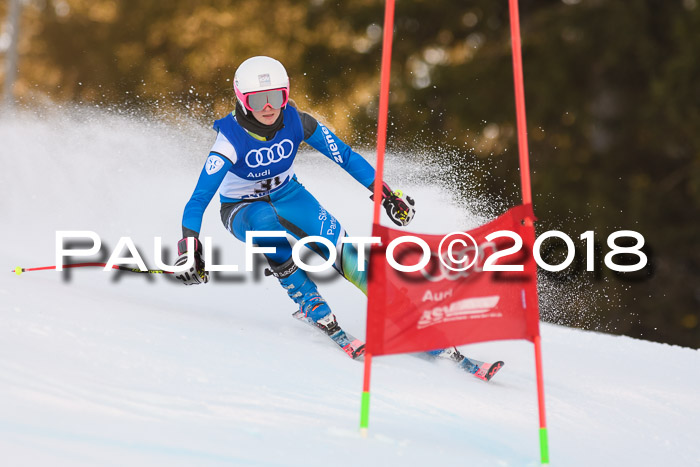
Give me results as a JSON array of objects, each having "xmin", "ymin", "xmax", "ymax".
[
  {"xmin": 462, "ymin": 357, "xmax": 504, "ymax": 382},
  {"xmin": 292, "ymin": 311, "xmax": 366, "ymax": 360},
  {"xmin": 433, "ymin": 348, "xmax": 504, "ymax": 382}
]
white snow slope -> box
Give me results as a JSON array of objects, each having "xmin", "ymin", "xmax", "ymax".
[{"xmin": 1, "ymin": 108, "xmax": 698, "ymax": 467}]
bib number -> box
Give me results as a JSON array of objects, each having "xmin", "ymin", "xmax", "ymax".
[{"xmin": 254, "ymin": 176, "xmax": 284, "ymax": 194}]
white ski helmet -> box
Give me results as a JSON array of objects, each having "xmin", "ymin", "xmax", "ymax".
[{"xmin": 234, "ymin": 56, "xmax": 290, "ymax": 114}]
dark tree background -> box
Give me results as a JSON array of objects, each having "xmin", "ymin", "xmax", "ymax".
[{"xmin": 2, "ymin": 0, "xmax": 698, "ymax": 347}]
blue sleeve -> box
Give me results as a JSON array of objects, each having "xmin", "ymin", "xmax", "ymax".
[
  {"xmin": 182, "ymin": 153, "xmax": 233, "ymax": 237},
  {"xmin": 304, "ymin": 122, "xmax": 375, "ymax": 189}
]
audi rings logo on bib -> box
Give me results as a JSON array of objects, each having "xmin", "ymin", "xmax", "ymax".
[{"xmin": 245, "ymin": 139, "xmax": 294, "ymax": 168}]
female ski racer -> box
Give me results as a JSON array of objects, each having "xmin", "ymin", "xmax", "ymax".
[{"xmin": 174, "ymin": 56, "xmax": 415, "ymax": 335}]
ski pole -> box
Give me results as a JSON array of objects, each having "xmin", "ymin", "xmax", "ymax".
[{"xmin": 12, "ymin": 263, "xmax": 174, "ymax": 275}]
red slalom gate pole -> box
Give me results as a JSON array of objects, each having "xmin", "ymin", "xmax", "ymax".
[
  {"xmin": 362, "ymin": 0, "xmax": 396, "ymax": 435},
  {"xmin": 359, "ymin": 352, "xmax": 373, "ymax": 436},
  {"xmin": 508, "ymin": 0, "xmax": 549, "ymax": 464},
  {"xmin": 509, "ymin": 0, "xmax": 533, "ymax": 207},
  {"xmin": 534, "ymin": 335, "xmax": 549, "ymax": 463},
  {"xmin": 371, "ymin": 0, "xmax": 395, "ymax": 225}
]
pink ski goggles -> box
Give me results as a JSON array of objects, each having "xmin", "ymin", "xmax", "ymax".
[{"xmin": 241, "ymin": 88, "xmax": 289, "ymax": 112}]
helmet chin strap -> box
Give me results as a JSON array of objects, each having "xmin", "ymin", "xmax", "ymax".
[{"xmin": 237, "ymin": 98, "xmax": 248, "ymax": 115}]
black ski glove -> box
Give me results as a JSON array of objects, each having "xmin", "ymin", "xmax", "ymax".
[
  {"xmin": 174, "ymin": 237, "xmax": 209, "ymax": 285},
  {"xmin": 370, "ymin": 182, "xmax": 416, "ymax": 227}
]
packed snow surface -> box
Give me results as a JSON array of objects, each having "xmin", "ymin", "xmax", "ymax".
[{"xmin": 1, "ymin": 108, "xmax": 698, "ymax": 466}]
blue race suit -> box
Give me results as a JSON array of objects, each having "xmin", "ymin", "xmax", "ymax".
[{"xmin": 181, "ymin": 105, "xmax": 375, "ymax": 294}]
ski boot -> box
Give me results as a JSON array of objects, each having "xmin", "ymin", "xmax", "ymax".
[
  {"xmin": 428, "ymin": 347, "xmax": 480, "ymax": 373},
  {"xmin": 267, "ymin": 259, "xmax": 339, "ymax": 335}
]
